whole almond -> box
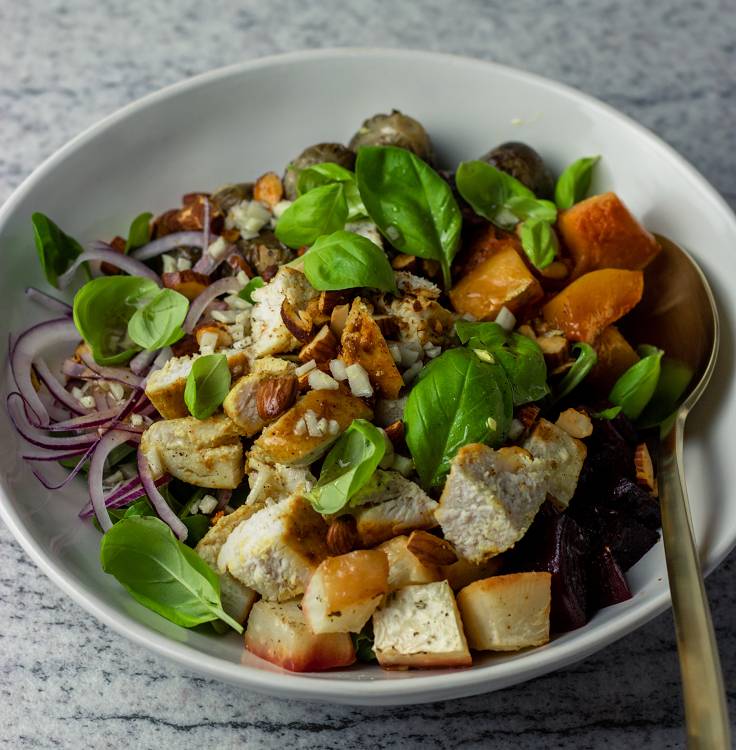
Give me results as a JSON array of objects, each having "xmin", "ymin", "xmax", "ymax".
[
  {"xmin": 406, "ymin": 530, "xmax": 458, "ymax": 567},
  {"xmin": 256, "ymin": 375, "xmax": 298, "ymax": 421},
  {"xmin": 326, "ymin": 515, "xmax": 358, "ymax": 556}
]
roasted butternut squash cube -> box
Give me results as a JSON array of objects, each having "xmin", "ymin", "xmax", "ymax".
[
  {"xmin": 588, "ymin": 325, "xmax": 640, "ymax": 392},
  {"xmin": 542, "ymin": 268, "xmax": 643, "ymax": 343}
]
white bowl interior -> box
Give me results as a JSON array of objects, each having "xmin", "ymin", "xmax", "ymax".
[{"xmin": 1, "ymin": 50, "xmax": 735, "ymax": 705}]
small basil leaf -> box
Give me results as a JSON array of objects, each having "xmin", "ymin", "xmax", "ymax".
[
  {"xmin": 127, "ymin": 288, "xmax": 188, "ymax": 350},
  {"xmin": 637, "ymin": 358, "xmax": 693, "ymax": 428},
  {"xmin": 307, "ymin": 419, "xmax": 386, "ymax": 514},
  {"xmin": 275, "ymin": 183, "xmax": 349, "ymax": 249},
  {"xmin": 297, "ymin": 163, "xmax": 367, "ymax": 220},
  {"xmin": 593, "ymin": 406, "xmax": 623, "ymax": 420},
  {"xmin": 239, "ymin": 276, "xmax": 265, "ymax": 303},
  {"xmin": 519, "ymin": 219, "xmax": 558, "ymax": 270},
  {"xmin": 555, "ymin": 342, "xmax": 597, "ymax": 401},
  {"xmin": 73, "ymin": 276, "xmax": 158, "ymax": 365},
  {"xmin": 303, "ymin": 230, "xmax": 397, "ymax": 293},
  {"xmin": 184, "ymin": 353, "xmax": 231, "ymax": 420},
  {"xmin": 100, "ymin": 516, "xmax": 242, "ymax": 632},
  {"xmin": 404, "ymin": 348, "xmax": 512, "ymax": 487},
  {"xmin": 505, "ymin": 196, "xmax": 558, "ymax": 223},
  {"xmin": 609, "ymin": 347, "xmax": 663, "ymax": 420},
  {"xmin": 125, "ymin": 212, "xmax": 153, "ymax": 253},
  {"xmin": 356, "ymin": 146, "xmax": 461, "ymax": 289},
  {"xmin": 555, "ymin": 156, "xmax": 600, "ymax": 210},
  {"xmin": 32, "ymin": 213, "xmax": 84, "ymax": 288},
  {"xmin": 123, "ymin": 498, "xmax": 156, "ymax": 519}
]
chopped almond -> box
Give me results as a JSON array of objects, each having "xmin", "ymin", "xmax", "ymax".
[
  {"xmin": 555, "ymin": 408, "xmax": 593, "ymax": 439},
  {"xmin": 299, "ymin": 325, "xmax": 338, "ymax": 365},
  {"xmin": 634, "ymin": 442, "xmax": 656, "ymax": 492}
]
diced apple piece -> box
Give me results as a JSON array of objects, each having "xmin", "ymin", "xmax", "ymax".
[
  {"xmin": 245, "ymin": 600, "xmax": 355, "ymax": 672},
  {"xmin": 302, "ymin": 550, "xmax": 389, "ymax": 634},
  {"xmin": 378, "ymin": 535, "xmax": 442, "ymax": 591},
  {"xmin": 441, "ymin": 555, "xmax": 503, "ymax": 592},
  {"xmin": 372, "ymin": 581, "xmax": 471, "ymax": 669},
  {"xmin": 587, "ymin": 325, "xmax": 640, "ymax": 392},
  {"xmin": 457, "ymin": 572, "xmax": 551, "ymax": 651}
]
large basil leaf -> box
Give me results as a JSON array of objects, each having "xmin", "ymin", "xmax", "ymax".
[
  {"xmin": 554, "ymin": 156, "xmax": 600, "ymax": 210},
  {"xmin": 127, "ymin": 288, "xmax": 188, "ymax": 350},
  {"xmin": 609, "ymin": 346, "xmax": 663, "ymax": 419},
  {"xmin": 404, "ymin": 348, "xmax": 512, "ymax": 487},
  {"xmin": 32, "ymin": 213, "xmax": 84, "ymax": 288},
  {"xmin": 297, "ymin": 163, "xmax": 366, "ymax": 220},
  {"xmin": 100, "ymin": 516, "xmax": 242, "ymax": 632},
  {"xmin": 275, "ymin": 183, "xmax": 348, "ymax": 248},
  {"xmin": 303, "ymin": 230, "xmax": 397, "ymax": 293},
  {"xmin": 184, "ymin": 353, "xmax": 231, "ymax": 420},
  {"xmin": 554, "ymin": 342, "xmax": 597, "ymax": 401},
  {"xmin": 455, "ymin": 321, "xmax": 549, "ymax": 405},
  {"xmin": 356, "ymin": 146, "xmax": 461, "ymax": 289}
]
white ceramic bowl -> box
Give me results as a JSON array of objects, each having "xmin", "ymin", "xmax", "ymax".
[{"xmin": 1, "ymin": 49, "xmax": 735, "ymax": 706}]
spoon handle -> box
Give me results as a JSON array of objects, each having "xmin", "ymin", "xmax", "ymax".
[{"xmin": 659, "ymin": 414, "xmax": 730, "ymax": 748}]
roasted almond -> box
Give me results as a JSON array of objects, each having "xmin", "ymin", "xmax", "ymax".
[
  {"xmin": 299, "ymin": 325, "xmax": 339, "ymax": 365},
  {"xmin": 555, "ymin": 408, "xmax": 593, "ymax": 439},
  {"xmin": 326, "ymin": 515, "xmax": 358, "ymax": 556},
  {"xmin": 406, "ymin": 530, "xmax": 458, "ymax": 567},
  {"xmin": 318, "ymin": 290, "xmax": 350, "ymax": 316},
  {"xmin": 516, "ymin": 403, "xmax": 541, "ymax": 430},
  {"xmin": 171, "ymin": 334, "xmax": 199, "ymax": 357},
  {"xmin": 374, "ymin": 315, "xmax": 400, "ymax": 340},
  {"xmin": 384, "ymin": 420, "xmax": 405, "ymax": 449},
  {"xmin": 537, "ymin": 334, "xmax": 570, "ymax": 369},
  {"xmin": 329, "ymin": 303, "xmax": 350, "ymax": 337},
  {"xmin": 253, "ymin": 172, "xmax": 284, "ymax": 207},
  {"xmin": 161, "ymin": 270, "xmax": 210, "ymax": 300},
  {"xmin": 100, "ymin": 235, "xmax": 127, "ymax": 275},
  {"xmin": 256, "ymin": 375, "xmax": 298, "ymax": 421},
  {"xmin": 280, "ymin": 299, "xmax": 314, "ymax": 343},
  {"xmin": 634, "ymin": 442, "xmax": 656, "ymax": 492}
]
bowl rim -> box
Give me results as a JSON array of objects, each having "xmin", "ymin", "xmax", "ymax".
[{"xmin": 2, "ymin": 46, "xmax": 735, "ymax": 705}]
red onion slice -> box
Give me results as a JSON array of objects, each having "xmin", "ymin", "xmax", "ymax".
[
  {"xmin": 137, "ymin": 448, "xmax": 187, "ymax": 540},
  {"xmin": 45, "ymin": 408, "xmax": 120, "ymax": 432},
  {"xmin": 202, "ymin": 198, "xmax": 211, "ymax": 251},
  {"xmin": 30, "ymin": 441, "xmax": 98, "ymax": 490},
  {"xmin": 58, "ymin": 245, "xmax": 161, "ymax": 288},
  {"xmin": 130, "ymin": 231, "xmax": 206, "ymax": 261},
  {"xmin": 34, "ymin": 359, "xmax": 91, "ymax": 415},
  {"xmin": 25, "ymin": 287, "xmax": 72, "ymax": 316},
  {"xmin": 129, "ymin": 348, "xmax": 157, "ymax": 376},
  {"xmin": 22, "ymin": 447, "xmax": 91, "ymax": 461},
  {"xmin": 78, "ymin": 474, "xmax": 170, "ymax": 518},
  {"xmin": 216, "ymin": 488, "xmax": 232, "ymax": 511},
  {"xmin": 182, "ymin": 276, "xmax": 242, "ymax": 333},
  {"xmin": 78, "ymin": 348, "xmax": 142, "ymax": 387}
]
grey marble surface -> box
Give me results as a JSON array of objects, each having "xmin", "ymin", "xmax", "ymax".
[{"xmin": 1, "ymin": 0, "xmax": 734, "ymax": 747}]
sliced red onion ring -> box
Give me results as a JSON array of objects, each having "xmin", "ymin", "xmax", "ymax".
[
  {"xmin": 78, "ymin": 348, "xmax": 142, "ymax": 387},
  {"xmin": 131, "ymin": 231, "xmax": 206, "ymax": 261},
  {"xmin": 34, "ymin": 359, "xmax": 90, "ymax": 415},
  {"xmin": 216, "ymin": 488, "xmax": 232, "ymax": 511},
  {"xmin": 29, "ymin": 441, "xmax": 98, "ymax": 490},
  {"xmin": 7, "ymin": 393, "xmax": 97, "ymax": 450},
  {"xmin": 182, "ymin": 276, "xmax": 242, "ymax": 333},
  {"xmin": 58, "ymin": 244, "xmax": 160, "ymax": 288},
  {"xmin": 25, "ymin": 287, "xmax": 72, "ymax": 316},
  {"xmin": 191, "ymin": 250, "xmax": 225, "ymax": 276},
  {"xmin": 45, "ymin": 408, "xmax": 119, "ymax": 432},
  {"xmin": 137, "ymin": 448, "xmax": 187, "ymax": 540},
  {"xmin": 78, "ymin": 474, "xmax": 170, "ymax": 518},
  {"xmin": 202, "ymin": 198, "xmax": 211, "ymax": 251},
  {"xmin": 129, "ymin": 348, "xmax": 157, "ymax": 376},
  {"xmin": 22, "ymin": 447, "xmax": 91, "ymax": 461},
  {"xmin": 62, "ymin": 359, "xmax": 96, "ymax": 380}
]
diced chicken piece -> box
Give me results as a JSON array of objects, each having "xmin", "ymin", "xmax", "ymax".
[
  {"xmin": 347, "ymin": 470, "xmax": 439, "ymax": 546},
  {"xmin": 249, "ymin": 267, "xmax": 319, "ymax": 357},
  {"xmin": 217, "ymin": 495, "xmax": 328, "ymax": 601},
  {"xmin": 372, "ymin": 580, "xmax": 471, "ymax": 668},
  {"xmin": 384, "ymin": 293, "xmax": 454, "ymax": 346},
  {"xmin": 302, "ymin": 550, "xmax": 389, "ymax": 634},
  {"xmin": 251, "ymin": 389, "xmax": 372, "ymax": 466},
  {"xmin": 394, "ymin": 271, "xmax": 441, "ymax": 299},
  {"xmin": 523, "ymin": 418, "xmax": 586, "ymax": 510},
  {"xmin": 374, "ymin": 396, "xmax": 407, "ymax": 427},
  {"xmin": 145, "ymin": 350, "xmax": 250, "ymax": 419},
  {"xmin": 223, "ymin": 356, "xmax": 296, "ymax": 436},
  {"xmin": 245, "ymin": 600, "xmax": 355, "ymax": 672},
  {"xmin": 378, "ymin": 535, "xmax": 442, "ymax": 591},
  {"xmin": 435, "ymin": 445, "xmax": 549, "ymax": 564},
  {"xmin": 140, "ymin": 414, "xmax": 244, "ymax": 489},
  {"xmin": 244, "ymin": 456, "xmax": 315, "ymax": 506},
  {"xmin": 457, "ymin": 572, "xmax": 552, "ymax": 651},
  {"xmin": 196, "ymin": 504, "xmax": 258, "ymax": 623},
  {"xmin": 441, "ymin": 556, "xmax": 504, "ymax": 592},
  {"xmin": 341, "ymin": 298, "xmax": 404, "ymax": 399}
]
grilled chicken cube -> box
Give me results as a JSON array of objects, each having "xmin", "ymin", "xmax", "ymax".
[
  {"xmin": 217, "ymin": 495, "xmax": 328, "ymax": 601},
  {"xmin": 378, "ymin": 535, "xmax": 442, "ymax": 591},
  {"xmin": 249, "ymin": 267, "xmax": 319, "ymax": 357},
  {"xmin": 384, "ymin": 291, "xmax": 454, "ymax": 346},
  {"xmin": 435, "ymin": 445, "xmax": 548, "ymax": 564},
  {"xmin": 457, "ymin": 572, "xmax": 552, "ymax": 651},
  {"xmin": 244, "ymin": 456, "xmax": 315, "ymax": 506},
  {"xmin": 145, "ymin": 350, "xmax": 249, "ymax": 419},
  {"xmin": 372, "ymin": 580, "xmax": 471, "ymax": 669},
  {"xmin": 251, "ymin": 389, "xmax": 372, "ymax": 466},
  {"xmin": 522, "ymin": 418, "xmax": 586, "ymax": 510},
  {"xmin": 245, "ymin": 600, "xmax": 355, "ymax": 672},
  {"xmin": 140, "ymin": 414, "xmax": 244, "ymax": 489},
  {"xmin": 302, "ymin": 550, "xmax": 389, "ymax": 634}
]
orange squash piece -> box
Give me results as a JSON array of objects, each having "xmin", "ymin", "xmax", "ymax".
[
  {"xmin": 588, "ymin": 325, "xmax": 640, "ymax": 392},
  {"xmin": 542, "ymin": 269, "xmax": 643, "ymax": 343},
  {"xmin": 558, "ymin": 192, "xmax": 661, "ymax": 278}
]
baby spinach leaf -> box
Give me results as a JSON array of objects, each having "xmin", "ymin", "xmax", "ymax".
[
  {"xmin": 184, "ymin": 353, "xmax": 231, "ymax": 420},
  {"xmin": 303, "ymin": 230, "xmax": 397, "ymax": 293},
  {"xmin": 554, "ymin": 156, "xmax": 600, "ymax": 210},
  {"xmin": 307, "ymin": 419, "xmax": 386, "ymax": 515},
  {"xmin": 404, "ymin": 348, "xmax": 512, "ymax": 488},
  {"xmin": 239, "ymin": 276, "xmax": 265, "ymax": 303},
  {"xmin": 555, "ymin": 342, "xmax": 597, "ymax": 401},
  {"xmin": 125, "ymin": 212, "xmax": 153, "ymax": 253},
  {"xmin": 519, "ymin": 218, "xmax": 558, "ymax": 270},
  {"xmin": 32, "ymin": 213, "xmax": 84, "ymax": 288},
  {"xmin": 356, "ymin": 146, "xmax": 461, "ymax": 289},
  {"xmin": 100, "ymin": 516, "xmax": 242, "ymax": 632},
  {"xmin": 637, "ymin": 358, "xmax": 693, "ymax": 428},
  {"xmin": 609, "ymin": 346, "xmax": 663, "ymax": 419},
  {"xmin": 297, "ymin": 163, "xmax": 366, "ymax": 220},
  {"xmin": 127, "ymin": 287, "xmax": 188, "ymax": 350},
  {"xmin": 275, "ymin": 183, "xmax": 348, "ymax": 248},
  {"xmin": 455, "ymin": 321, "xmax": 549, "ymax": 406}
]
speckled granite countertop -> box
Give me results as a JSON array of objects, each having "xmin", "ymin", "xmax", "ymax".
[{"xmin": 1, "ymin": 1, "xmax": 734, "ymax": 747}]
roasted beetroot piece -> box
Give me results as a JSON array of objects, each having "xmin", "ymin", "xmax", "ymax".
[
  {"xmin": 599, "ymin": 514, "xmax": 659, "ymax": 571},
  {"xmin": 588, "ymin": 545, "xmax": 632, "ymax": 611},
  {"xmin": 607, "ymin": 476, "xmax": 661, "ymax": 530}
]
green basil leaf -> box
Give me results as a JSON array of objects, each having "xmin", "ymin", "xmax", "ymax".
[
  {"xmin": 32, "ymin": 213, "xmax": 84, "ymax": 288},
  {"xmin": 100, "ymin": 516, "xmax": 242, "ymax": 632},
  {"xmin": 307, "ymin": 419, "xmax": 386, "ymax": 514},
  {"xmin": 404, "ymin": 348, "xmax": 512, "ymax": 487},
  {"xmin": 298, "ymin": 163, "xmax": 367, "ymax": 220},
  {"xmin": 303, "ymin": 230, "xmax": 397, "ymax": 293},
  {"xmin": 123, "ymin": 498, "xmax": 156, "ymax": 519},
  {"xmin": 356, "ymin": 146, "xmax": 461, "ymax": 289},
  {"xmin": 125, "ymin": 212, "xmax": 153, "ymax": 253},
  {"xmin": 73, "ymin": 276, "xmax": 158, "ymax": 365},
  {"xmin": 637, "ymin": 358, "xmax": 693, "ymax": 428},
  {"xmin": 555, "ymin": 342, "xmax": 597, "ymax": 401},
  {"xmin": 554, "ymin": 156, "xmax": 600, "ymax": 210},
  {"xmin": 239, "ymin": 276, "xmax": 265, "ymax": 303},
  {"xmin": 609, "ymin": 347, "xmax": 663, "ymax": 419},
  {"xmin": 184, "ymin": 353, "xmax": 231, "ymax": 420},
  {"xmin": 275, "ymin": 183, "xmax": 348, "ymax": 249},
  {"xmin": 455, "ymin": 321, "xmax": 549, "ymax": 406},
  {"xmin": 519, "ymin": 219, "xmax": 558, "ymax": 270},
  {"xmin": 182, "ymin": 514, "xmax": 211, "ymax": 547},
  {"xmin": 505, "ymin": 196, "xmax": 558, "ymax": 223},
  {"xmin": 127, "ymin": 288, "xmax": 188, "ymax": 350},
  {"xmin": 592, "ymin": 406, "xmax": 623, "ymax": 420}
]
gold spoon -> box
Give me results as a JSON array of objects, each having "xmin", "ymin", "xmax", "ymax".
[{"xmin": 624, "ymin": 236, "xmax": 729, "ymax": 748}]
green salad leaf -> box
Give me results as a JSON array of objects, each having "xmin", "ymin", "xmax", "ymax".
[
  {"xmin": 637, "ymin": 357, "xmax": 693, "ymax": 428},
  {"xmin": 356, "ymin": 145, "xmax": 461, "ymax": 289},
  {"xmin": 125, "ymin": 212, "xmax": 153, "ymax": 253},
  {"xmin": 302, "ymin": 230, "xmax": 397, "ymax": 293},
  {"xmin": 298, "ymin": 163, "xmax": 366, "ymax": 220},
  {"xmin": 239, "ymin": 276, "xmax": 265, "ymax": 303},
  {"xmin": 592, "ymin": 406, "xmax": 623, "ymax": 420},
  {"xmin": 184, "ymin": 353, "xmax": 231, "ymax": 420},
  {"xmin": 519, "ymin": 218, "xmax": 558, "ymax": 270},
  {"xmin": 505, "ymin": 195, "xmax": 558, "ymax": 223},
  {"xmin": 404, "ymin": 348, "xmax": 512, "ymax": 487},
  {"xmin": 127, "ymin": 288, "xmax": 188, "ymax": 350},
  {"xmin": 32, "ymin": 212, "xmax": 84, "ymax": 288},
  {"xmin": 608, "ymin": 345, "xmax": 663, "ymax": 419},
  {"xmin": 554, "ymin": 342, "xmax": 598, "ymax": 401},
  {"xmin": 307, "ymin": 419, "xmax": 386, "ymax": 514},
  {"xmin": 555, "ymin": 156, "xmax": 600, "ymax": 210},
  {"xmin": 275, "ymin": 183, "xmax": 348, "ymax": 248},
  {"xmin": 100, "ymin": 516, "xmax": 242, "ymax": 632}
]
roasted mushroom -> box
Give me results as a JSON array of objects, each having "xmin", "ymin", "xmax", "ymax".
[
  {"xmin": 282, "ymin": 143, "xmax": 356, "ymax": 200},
  {"xmin": 480, "ymin": 142, "xmax": 554, "ymax": 199},
  {"xmin": 210, "ymin": 182, "xmax": 254, "ymax": 214},
  {"xmin": 237, "ymin": 230, "xmax": 295, "ymax": 276},
  {"xmin": 349, "ymin": 110, "xmax": 434, "ymax": 164}
]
